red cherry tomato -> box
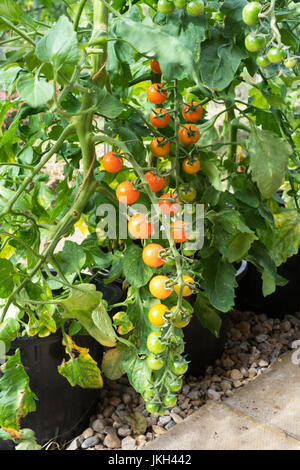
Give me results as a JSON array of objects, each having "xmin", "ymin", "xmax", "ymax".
[
  {"xmin": 182, "ymin": 101, "xmax": 203, "ymax": 122},
  {"xmin": 147, "ymin": 83, "xmax": 167, "ymax": 105},
  {"xmin": 182, "ymin": 156, "xmax": 200, "ymax": 174},
  {"xmin": 158, "ymin": 193, "xmax": 180, "ymax": 216},
  {"xmin": 171, "ymin": 220, "xmax": 189, "ymax": 243},
  {"xmin": 178, "ymin": 124, "xmax": 200, "ymax": 146},
  {"xmin": 142, "ymin": 243, "xmax": 166, "ymax": 267},
  {"xmin": 149, "ymin": 137, "xmax": 171, "ymax": 157},
  {"xmin": 102, "ymin": 152, "xmax": 123, "ymax": 173},
  {"xmin": 145, "ymin": 171, "xmax": 165, "ymax": 192},
  {"xmin": 150, "ymin": 60, "xmax": 162, "ymax": 74},
  {"xmin": 116, "ymin": 181, "xmax": 139, "ymax": 204},
  {"xmin": 150, "ymin": 108, "xmax": 170, "ymax": 128}
]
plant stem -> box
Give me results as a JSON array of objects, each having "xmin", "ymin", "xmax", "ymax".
[
  {"xmin": 74, "ymin": 0, "xmax": 89, "ymax": 30},
  {"xmin": 0, "ymin": 17, "xmax": 36, "ymax": 46}
]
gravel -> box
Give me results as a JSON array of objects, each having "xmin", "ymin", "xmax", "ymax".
[{"xmin": 68, "ymin": 309, "xmax": 300, "ymax": 451}]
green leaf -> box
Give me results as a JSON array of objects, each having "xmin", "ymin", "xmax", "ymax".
[
  {"xmin": 202, "ymin": 253, "xmax": 237, "ymax": 312},
  {"xmin": 0, "ymin": 1, "xmax": 22, "ymax": 29},
  {"xmin": 225, "ymin": 232, "xmax": 257, "ymax": 263},
  {"xmin": 207, "ymin": 208, "xmax": 253, "ymax": 234},
  {"xmin": 59, "ymin": 240, "xmax": 86, "ymax": 275},
  {"xmin": 0, "ymin": 259, "xmax": 15, "ymax": 298},
  {"xmin": 200, "ymin": 160, "xmax": 222, "ymax": 191},
  {"xmin": 122, "ymin": 245, "xmax": 153, "ymax": 288},
  {"xmin": 93, "ymin": 88, "xmax": 126, "ymax": 119},
  {"xmin": 15, "ymin": 428, "xmax": 41, "ymax": 451},
  {"xmin": 36, "ymin": 16, "xmax": 80, "ymax": 70},
  {"xmin": 17, "ymin": 76, "xmax": 53, "ymax": 108},
  {"xmin": 271, "ymin": 210, "xmax": 300, "ymax": 266},
  {"xmin": 58, "ymin": 352, "xmax": 103, "ymax": 389},
  {"xmin": 92, "ymin": 305, "xmax": 118, "ymax": 347},
  {"xmin": 60, "ymin": 283, "xmax": 103, "ymax": 316},
  {"xmin": 120, "ymin": 344, "xmax": 151, "ymax": 394},
  {"xmin": 248, "ymin": 127, "xmax": 291, "ymax": 198},
  {"xmin": 261, "ymin": 269, "xmax": 276, "ymax": 297},
  {"xmin": 101, "ymin": 347, "xmax": 123, "ymax": 380},
  {"xmin": 194, "ymin": 291, "xmax": 222, "ymax": 337},
  {"xmin": 0, "ymin": 318, "xmax": 19, "ymax": 352},
  {"xmin": 0, "ymin": 349, "xmax": 37, "ymax": 436},
  {"xmin": 0, "ymin": 66, "xmax": 21, "ymax": 94}
]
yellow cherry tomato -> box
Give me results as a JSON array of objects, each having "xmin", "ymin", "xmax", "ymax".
[
  {"xmin": 149, "ymin": 275, "xmax": 172, "ymax": 299},
  {"xmin": 174, "ymin": 275, "xmax": 196, "ymax": 297},
  {"xmin": 170, "ymin": 306, "xmax": 191, "ymax": 328},
  {"xmin": 148, "ymin": 304, "xmax": 169, "ymax": 326}
]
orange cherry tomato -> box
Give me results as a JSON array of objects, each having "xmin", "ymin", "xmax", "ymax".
[
  {"xmin": 182, "ymin": 156, "xmax": 201, "ymax": 174},
  {"xmin": 149, "ymin": 275, "xmax": 172, "ymax": 300},
  {"xmin": 116, "ymin": 181, "xmax": 139, "ymax": 204},
  {"xmin": 182, "ymin": 101, "xmax": 203, "ymax": 122},
  {"xmin": 170, "ymin": 220, "xmax": 189, "ymax": 243},
  {"xmin": 158, "ymin": 193, "xmax": 180, "ymax": 216},
  {"xmin": 149, "ymin": 137, "xmax": 171, "ymax": 157},
  {"xmin": 150, "ymin": 60, "xmax": 162, "ymax": 75},
  {"xmin": 174, "ymin": 275, "xmax": 196, "ymax": 297},
  {"xmin": 147, "ymin": 83, "xmax": 167, "ymax": 105},
  {"xmin": 128, "ymin": 213, "xmax": 153, "ymax": 239},
  {"xmin": 150, "ymin": 108, "xmax": 170, "ymax": 128},
  {"xmin": 142, "ymin": 243, "xmax": 166, "ymax": 267},
  {"xmin": 178, "ymin": 124, "xmax": 200, "ymax": 146},
  {"xmin": 148, "ymin": 304, "xmax": 168, "ymax": 326},
  {"xmin": 145, "ymin": 171, "xmax": 165, "ymax": 192},
  {"xmin": 102, "ymin": 152, "xmax": 123, "ymax": 173}
]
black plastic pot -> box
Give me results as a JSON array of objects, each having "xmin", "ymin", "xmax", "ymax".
[
  {"xmin": 234, "ymin": 251, "xmax": 300, "ymax": 319},
  {"xmin": 183, "ymin": 261, "xmax": 248, "ymax": 377},
  {"xmin": 0, "ymin": 273, "xmax": 124, "ymax": 450}
]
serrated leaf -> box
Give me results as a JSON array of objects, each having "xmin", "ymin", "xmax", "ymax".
[
  {"xmin": 59, "ymin": 240, "xmax": 86, "ymax": 275},
  {"xmin": 0, "ymin": 318, "xmax": 19, "ymax": 352},
  {"xmin": 271, "ymin": 210, "xmax": 300, "ymax": 266},
  {"xmin": 101, "ymin": 347, "xmax": 123, "ymax": 380},
  {"xmin": 120, "ymin": 344, "xmax": 151, "ymax": 394},
  {"xmin": 248, "ymin": 127, "xmax": 291, "ymax": 198},
  {"xmin": 0, "ymin": 259, "xmax": 15, "ymax": 298},
  {"xmin": 58, "ymin": 353, "xmax": 103, "ymax": 389},
  {"xmin": 200, "ymin": 160, "xmax": 222, "ymax": 191},
  {"xmin": 122, "ymin": 245, "xmax": 153, "ymax": 288},
  {"xmin": 16, "ymin": 76, "xmax": 53, "ymax": 108},
  {"xmin": 60, "ymin": 283, "xmax": 103, "ymax": 316},
  {"xmin": 94, "ymin": 88, "xmax": 126, "ymax": 119},
  {"xmin": 225, "ymin": 232, "xmax": 257, "ymax": 263},
  {"xmin": 36, "ymin": 16, "xmax": 80, "ymax": 70}
]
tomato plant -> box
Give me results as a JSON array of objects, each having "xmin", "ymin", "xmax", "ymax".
[{"xmin": 0, "ymin": 0, "xmax": 299, "ymax": 447}]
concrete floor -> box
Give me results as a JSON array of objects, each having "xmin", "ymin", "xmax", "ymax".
[{"xmin": 146, "ymin": 352, "xmax": 300, "ymax": 450}]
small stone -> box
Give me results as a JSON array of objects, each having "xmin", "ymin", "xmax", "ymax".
[
  {"xmin": 82, "ymin": 428, "xmax": 94, "ymax": 439},
  {"xmin": 136, "ymin": 435, "xmax": 146, "ymax": 446},
  {"xmin": 66, "ymin": 437, "xmax": 81, "ymax": 451},
  {"xmin": 81, "ymin": 436, "xmax": 100, "ymax": 449},
  {"xmin": 222, "ymin": 357, "xmax": 235, "ymax": 369},
  {"xmin": 187, "ymin": 390, "xmax": 199, "ymax": 400},
  {"xmin": 91, "ymin": 418, "xmax": 105, "ymax": 433},
  {"xmin": 109, "ymin": 397, "xmax": 121, "ymax": 407},
  {"xmin": 258, "ymin": 313, "xmax": 268, "ymax": 322},
  {"xmin": 103, "ymin": 405, "xmax": 115, "ymax": 418},
  {"xmin": 170, "ymin": 411, "xmax": 183, "ymax": 423},
  {"xmin": 158, "ymin": 415, "xmax": 171, "ymax": 426},
  {"xmin": 191, "ymin": 400, "xmax": 201, "ymax": 407},
  {"xmin": 255, "ymin": 334, "xmax": 268, "ymax": 343},
  {"xmin": 281, "ymin": 321, "xmax": 291, "ymax": 332},
  {"xmin": 180, "ymin": 398, "xmax": 190, "ymax": 410},
  {"xmin": 121, "ymin": 436, "xmax": 136, "ymax": 450},
  {"xmin": 165, "ymin": 420, "xmax": 176, "ymax": 430},
  {"xmin": 207, "ymin": 389, "xmax": 220, "ymax": 401},
  {"xmin": 233, "ymin": 380, "xmax": 242, "ymax": 388},
  {"xmin": 230, "ymin": 369, "xmax": 243, "ymax": 381},
  {"xmin": 117, "ymin": 426, "xmax": 131, "ymax": 437},
  {"xmin": 122, "ymin": 393, "xmax": 132, "ymax": 405},
  {"xmin": 152, "ymin": 425, "xmax": 167, "ymax": 435},
  {"xmin": 103, "ymin": 433, "xmax": 121, "ymax": 449},
  {"xmin": 248, "ymin": 368, "xmax": 257, "ymax": 379},
  {"xmin": 211, "ymin": 375, "xmax": 222, "ymax": 383},
  {"xmin": 225, "ymin": 390, "xmax": 234, "ymax": 397},
  {"xmin": 94, "ymin": 444, "xmax": 105, "ymax": 450},
  {"xmin": 182, "ymin": 384, "xmax": 190, "ymax": 395},
  {"xmin": 258, "ymin": 359, "xmax": 269, "ymax": 368},
  {"xmin": 220, "ymin": 381, "xmax": 231, "ymax": 391}
]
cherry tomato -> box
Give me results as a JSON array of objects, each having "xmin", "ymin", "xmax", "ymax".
[
  {"xmin": 150, "ymin": 108, "xmax": 170, "ymax": 128},
  {"xmin": 284, "ymin": 58, "xmax": 296, "ymax": 68},
  {"xmin": 186, "ymin": 0, "xmax": 204, "ymax": 16},
  {"xmin": 150, "ymin": 60, "xmax": 162, "ymax": 74},
  {"xmin": 174, "ymin": 275, "xmax": 196, "ymax": 297},
  {"xmin": 256, "ymin": 55, "xmax": 270, "ymax": 68},
  {"xmin": 147, "ymin": 331, "xmax": 166, "ymax": 354},
  {"xmin": 148, "ymin": 303, "xmax": 169, "ymax": 326},
  {"xmin": 215, "ymin": 11, "xmax": 225, "ymax": 22},
  {"xmin": 157, "ymin": 406, "xmax": 167, "ymax": 416},
  {"xmin": 182, "ymin": 101, "xmax": 203, "ymax": 122},
  {"xmin": 145, "ymin": 401, "xmax": 160, "ymax": 413},
  {"xmin": 147, "ymin": 83, "xmax": 168, "ymax": 105},
  {"xmin": 170, "ymin": 306, "xmax": 191, "ymax": 328},
  {"xmin": 128, "ymin": 213, "xmax": 153, "ymax": 239},
  {"xmin": 267, "ymin": 47, "xmax": 285, "ymax": 64},
  {"xmin": 165, "ymin": 375, "xmax": 183, "ymax": 392},
  {"xmin": 182, "ymin": 156, "xmax": 200, "ymax": 174},
  {"xmin": 171, "ymin": 337, "xmax": 185, "ymax": 355},
  {"xmin": 102, "ymin": 152, "xmax": 123, "ymax": 173},
  {"xmin": 178, "ymin": 124, "xmax": 200, "ymax": 146},
  {"xmin": 149, "ymin": 137, "xmax": 171, "ymax": 158},
  {"xmin": 142, "ymin": 243, "xmax": 166, "ymax": 267},
  {"xmin": 245, "ymin": 34, "xmax": 266, "ymax": 53},
  {"xmin": 149, "ymin": 276, "xmax": 172, "ymax": 300},
  {"xmin": 145, "ymin": 171, "xmax": 165, "ymax": 193},
  {"xmin": 116, "ymin": 181, "xmax": 139, "ymax": 204},
  {"xmin": 143, "ymin": 384, "xmax": 156, "ymax": 400},
  {"xmin": 170, "ymin": 220, "xmax": 190, "ymax": 243},
  {"xmin": 174, "ymin": 0, "xmax": 186, "ymax": 8},
  {"xmin": 147, "ymin": 353, "xmax": 164, "ymax": 370},
  {"xmin": 170, "ymin": 356, "xmax": 188, "ymax": 375},
  {"xmin": 158, "ymin": 192, "xmax": 180, "ymax": 216},
  {"xmin": 157, "ymin": 0, "xmax": 175, "ymax": 14},
  {"xmin": 178, "ymin": 184, "xmax": 197, "ymax": 202},
  {"xmin": 242, "ymin": 2, "xmax": 261, "ymax": 26},
  {"xmin": 162, "ymin": 394, "xmax": 177, "ymax": 408}
]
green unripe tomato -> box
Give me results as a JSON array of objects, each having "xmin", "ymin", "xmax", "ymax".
[
  {"xmin": 143, "ymin": 384, "xmax": 156, "ymax": 400},
  {"xmin": 284, "ymin": 58, "xmax": 296, "ymax": 68},
  {"xmin": 165, "ymin": 375, "xmax": 183, "ymax": 392},
  {"xmin": 170, "ymin": 356, "xmax": 189, "ymax": 375},
  {"xmin": 145, "ymin": 401, "xmax": 160, "ymax": 413},
  {"xmin": 157, "ymin": 0, "xmax": 175, "ymax": 14},
  {"xmin": 186, "ymin": 0, "xmax": 205, "ymax": 16},
  {"xmin": 245, "ymin": 34, "xmax": 266, "ymax": 53},
  {"xmin": 157, "ymin": 406, "xmax": 167, "ymax": 416},
  {"xmin": 147, "ymin": 353, "xmax": 164, "ymax": 370},
  {"xmin": 215, "ymin": 11, "xmax": 225, "ymax": 22},
  {"xmin": 173, "ymin": 0, "xmax": 187, "ymax": 8},
  {"xmin": 147, "ymin": 331, "xmax": 166, "ymax": 354},
  {"xmin": 162, "ymin": 394, "xmax": 177, "ymax": 408},
  {"xmin": 256, "ymin": 55, "xmax": 270, "ymax": 68},
  {"xmin": 267, "ymin": 47, "xmax": 285, "ymax": 64},
  {"xmin": 242, "ymin": 2, "xmax": 261, "ymax": 26}
]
